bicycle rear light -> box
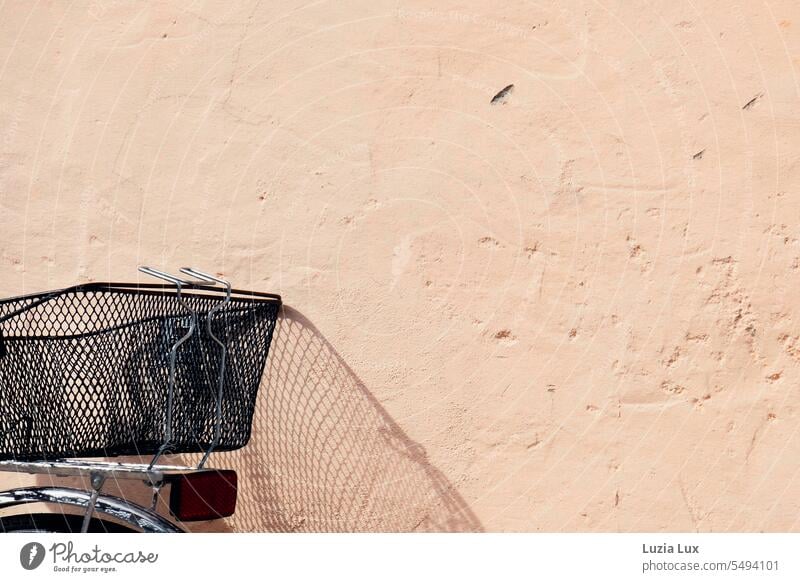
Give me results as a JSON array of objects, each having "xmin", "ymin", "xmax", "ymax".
[{"xmin": 168, "ymin": 469, "xmax": 238, "ymax": 521}]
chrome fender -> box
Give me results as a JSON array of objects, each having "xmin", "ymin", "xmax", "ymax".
[{"xmin": 0, "ymin": 486, "xmax": 182, "ymax": 533}]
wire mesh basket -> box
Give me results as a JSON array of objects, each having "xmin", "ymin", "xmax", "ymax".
[{"xmin": 0, "ymin": 280, "xmax": 280, "ymax": 461}]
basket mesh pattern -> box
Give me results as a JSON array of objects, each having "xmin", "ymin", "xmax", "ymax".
[{"xmin": 0, "ymin": 283, "xmax": 280, "ymax": 460}]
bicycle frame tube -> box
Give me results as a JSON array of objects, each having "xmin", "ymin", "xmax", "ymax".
[{"xmin": 0, "ymin": 487, "xmax": 183, "ymax": 533}]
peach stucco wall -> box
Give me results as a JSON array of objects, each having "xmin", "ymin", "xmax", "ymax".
[{"xmin": 1, "ymin": 1, "xmax": 800, "ymax": 531}]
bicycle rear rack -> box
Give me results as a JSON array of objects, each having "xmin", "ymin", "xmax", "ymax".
[
  {"xmin": 0, "ymin": 458, "xmax": 201, "ymax": 483},
  {"xmin": 0, "ymin": 457, "xmax": 206, "ymax": 532}
]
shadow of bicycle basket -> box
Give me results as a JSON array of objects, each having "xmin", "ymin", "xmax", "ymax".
[
  {"xmin": 29, "ymin": 306, "xmax": 482, "ymax": 532},
  {"xmin": 197, "ymin": 306, "xmax": 483, "ymax": 532}
]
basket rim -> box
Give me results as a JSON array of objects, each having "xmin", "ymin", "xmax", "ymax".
[{"xmin": 0, "ymin": 281, "xmax": 282, "ymax": 306}]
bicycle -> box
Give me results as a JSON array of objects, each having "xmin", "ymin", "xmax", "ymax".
[{"xmin": 0, "ymin": 267, "xmax": 281, "ymax": 532}]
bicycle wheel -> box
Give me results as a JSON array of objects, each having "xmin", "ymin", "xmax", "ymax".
[{"xmin": 0, "ymin": 512, "xmax": 138, "ymax": 533}]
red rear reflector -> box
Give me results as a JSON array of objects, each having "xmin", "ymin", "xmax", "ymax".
[{"xmin": 169, "ymin": 470, "xmax": 238, "ymax": 521}]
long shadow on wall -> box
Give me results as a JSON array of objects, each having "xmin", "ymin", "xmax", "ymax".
[
  {"xmin": 32, "ymin": 307, "xmax": 481, "ymax": 532},
  {"xmin": 211, "ymin": 306, "xmax": 483, "ymax": 532}
]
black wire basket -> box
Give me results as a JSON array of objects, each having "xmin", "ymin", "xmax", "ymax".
[{"xmin": 0, "ymin": 282, "xmax": 280, "ymax": 461}]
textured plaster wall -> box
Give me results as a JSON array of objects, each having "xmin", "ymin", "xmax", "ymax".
[{"xmin": 1, "ymin": 1, "xmax": 800, "ymax": 531}]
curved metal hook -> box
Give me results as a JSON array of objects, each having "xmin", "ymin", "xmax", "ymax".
[
  {"xmin": 138, "ymin": 267, "xmax": 198, "ymax": 469},
  {"xmin": 179, "ymin": 268, "xmax": 232, "ymax": 468},
  {"xmin": 137, "ymin": 266, "xmax": 191, "ymax": 287}
]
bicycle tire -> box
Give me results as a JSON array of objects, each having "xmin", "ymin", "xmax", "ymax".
[{"xmin": 0, "ymin": 512, "xmax": 138, "ymax": 533}]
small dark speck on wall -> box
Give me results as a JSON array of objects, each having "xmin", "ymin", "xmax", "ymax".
[
  {"xmin": 742, "ymin": 93, "xmax": 762, "ymax": 110},
  {"xmin": 491, "ymin": 84, "xmax": 514, "ymax": 105}
]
